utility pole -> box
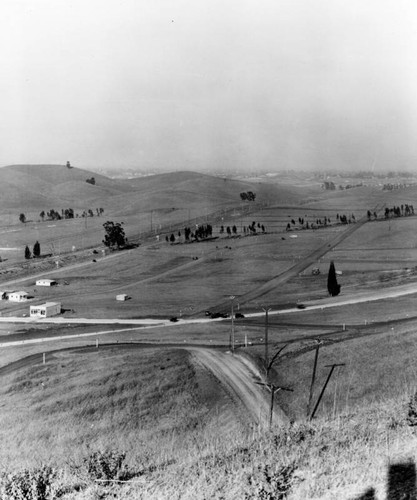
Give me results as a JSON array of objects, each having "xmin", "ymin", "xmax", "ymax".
[
  {"xmin": 262, "ymin": 307, "xmax": 271, "ymax": 373},
  {"xmin": 306, "ymin": 340, "xmax": 322, "ymax": 418},
  {"xmin": 230, "ymin": 295, "xmax": 235, "ymax": 352},
  {"xmin": 256, "ymin": 381, "xmax": 293, "ymax": 428},
  {"xmin": 309, "ymin": 363, "xmax": 345, "ymax": 420}
]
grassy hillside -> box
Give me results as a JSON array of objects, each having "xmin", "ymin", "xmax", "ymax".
[{"xmin": 1, "ymin": 342, "xmax": 416, "ymax": 499}]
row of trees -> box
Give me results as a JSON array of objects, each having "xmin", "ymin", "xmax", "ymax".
[
  {"xmin": 20, "ymin": 208, "xmax": 105, "ymax": 223},
  {"xmin": 24, "ymin": 241, "xmax": 41, "ymax": 259},
  {"xmin": 286, "ymin": 213, "xmax": 355, "ymax": 231},
  {"xmin": 384, "ymin": 204, "xmax": 415, "ymax": 218}
]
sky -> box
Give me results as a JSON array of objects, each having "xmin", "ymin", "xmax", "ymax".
[{"xmin": 1, "ymin": 0, "xmax": 417, "ymax": 172}]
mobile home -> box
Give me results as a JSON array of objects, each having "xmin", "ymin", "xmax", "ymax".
[{"xmin": 30, "ymin": 302, "xmax": 61, "ymax": 318}]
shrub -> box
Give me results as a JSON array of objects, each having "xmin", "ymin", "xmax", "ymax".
[
  {"xmin": 0, "ymin": 465, "xmax": 65, "ymax": 499},
  {"xmin": 407, "ymin": 392, "xmax": 417, "ymax": 426},
  {"xmin": 246, "ymin": 463, "xmax": 297, "ymax": 499},
  {"xmin": 83, "ymin": 450, "xmax": 128, "ymax": 481}
]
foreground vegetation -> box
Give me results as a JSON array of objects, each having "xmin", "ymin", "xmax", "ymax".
[{"xmin": 1, "ymin": 341, "xmax": 417, "ymax": 499}]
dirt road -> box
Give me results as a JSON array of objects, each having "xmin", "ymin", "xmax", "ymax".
[{"xmin": 189, "ymin": 348, "xmax": 289, "ymax": 428}]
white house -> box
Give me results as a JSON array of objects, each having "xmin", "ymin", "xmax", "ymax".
[
  {"xmin": 36, "ymin": 279, "xmax": 57, "ymax": 287},
  {"xmin": 116, "ymin": 294, "xmax": 129, "ymax": 301},
  {"xmin": 30, "ymin": 302, "xmax": 61, "ymax": 318},
  {"xmin": 8, "ymin": 291, "xmax": 29, "ymax": 302}
]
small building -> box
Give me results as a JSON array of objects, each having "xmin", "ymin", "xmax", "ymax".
[
  {"xmin": 116, "ymin": 294, "xmax": 129, "ymax": 301},
  {"xmin": 8, "ymin": 291, "xmax": 29, "ymax": 302},
  {"xmin": 30, "ymin": 302, "xmax": 61, "ymax": 318},
  {"xmin": 36, "ymin": 279, "xmax": 57, "ymax": 287}
]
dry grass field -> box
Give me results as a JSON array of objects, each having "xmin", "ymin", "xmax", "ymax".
[{"xmin": 2, "ymin": 167, "xmax": 417, "ymax": 498}]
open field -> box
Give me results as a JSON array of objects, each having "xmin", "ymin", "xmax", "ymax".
[{"xmin": 3, "ymin": 167, "xmax": 417, "ymax": 497}]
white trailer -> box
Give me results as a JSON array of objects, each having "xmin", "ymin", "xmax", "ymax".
[{"xmin": 30, "ymin": 302, "xmax": 61, "ymax": 318}]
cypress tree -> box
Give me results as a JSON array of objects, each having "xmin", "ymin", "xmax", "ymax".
[
  {"xmin": 33, "ymin": 241, "xmax": 41, "ymax": 258},
  {"xmin": 24, "ymin": 245, "xmax": 31, "ymax": 260},
  {"xmin": 327, "ymin": 261, "xmax": 341, "ymax": 296}
]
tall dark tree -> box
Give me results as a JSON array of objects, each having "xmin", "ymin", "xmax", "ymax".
[
  {"xmin": 33, "ymin": 241, "xmax": 41, "ymax": 258},
  {"xmin": 40, "ymin": 210, "xmax": 45, "ymax": 221},
  {"xmin": 327, "ymin": 261, "xmax": 341, "ymax": 296},
  {"xmin": 102, "ymin": 221, "xmax": 126, "ymax": 249},
  {"xmin": 19, "ymin": 213, "xmax": 26, "ymax": 223},
  {"xmin": 24, "ymin": 245, "xmax": 31, "ymax": 259}
]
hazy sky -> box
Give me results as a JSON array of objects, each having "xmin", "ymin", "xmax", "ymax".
[{"xmin": 1, "ymin": 0, "xmax": 416, "ymax": 172}]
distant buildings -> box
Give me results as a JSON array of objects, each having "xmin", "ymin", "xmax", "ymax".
[
  {"xmin": 0, "ymin": 291, "xmax": 29, "ymax": 301},
  {"xmin": 30, "ymin": 302, "xmax": 61, "ymax": 318},
  {"xmin": 36, "ymin": 279, "xmax": 57, "ymax": 287},
  {"xmin": 8, "ymin": 291, "xmax": 29, "ymax": 302}
]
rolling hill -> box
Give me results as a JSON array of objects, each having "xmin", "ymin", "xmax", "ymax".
[{"xmin": 0, "ymin": 165, "xmax": 319, "ymax": 216}]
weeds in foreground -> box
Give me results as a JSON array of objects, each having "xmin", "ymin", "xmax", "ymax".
[
  {"xmin": 0, "ymin": 465, "xmax": 67, "ymax": 500},
  {"xmin": 246, "ymin": 463, "xmax": 298, "ymax": 500}
]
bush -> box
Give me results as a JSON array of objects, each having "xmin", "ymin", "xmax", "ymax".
[
  {"xmin": 407, "ymin": 392, "xmax": 417, "ymax": 426},
  {"xmin": 246, "ymin": 463, "xmax": 297, "ymax": 499},
  {"xmin": 0, "ymin": 465, "xmax": 65, "ymax": 499},
  {"xmin": 83, "ymin": 450, "xmax": 128, "ymax": 481}
]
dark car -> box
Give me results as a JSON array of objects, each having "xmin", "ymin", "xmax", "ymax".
[
  {"xmin": 210, "ymin": 312, "xmax": 229, "ymax": 319},
  {"xmin": 169, "ymin": 317, "xmax": 179, "ymax": 322},
  {"xmin": 296, "ymin": 304, "xmax": 306, "ymax": 309},
  {"xmin": 235, "ymin": 312, "xmax": 245, "ymax": 319}
]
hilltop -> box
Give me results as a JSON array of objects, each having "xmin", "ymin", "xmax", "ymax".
[{"xmin": 0, "ymin": 164, "xmax": 321, "ymax": 215}]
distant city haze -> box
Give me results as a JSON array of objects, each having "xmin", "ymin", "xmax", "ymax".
[{"xmin": 1, "ymin": 0, "xmax": 416, "ymax": 173}]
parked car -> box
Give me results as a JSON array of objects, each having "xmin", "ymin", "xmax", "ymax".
[
  {"xmin": 297, "ymin": 304, "xmax": 306, "ymax": 309},
  {"xmin": 169, "ymin": 317, "xmax": 179, "ymax": 322},
  {"xmin": 235, "ymin": 312, "xmax": 245, "ymax": 319},
  {"xmin": 210, "ymin": 312, "xmax": 229, "ymax": 319}
]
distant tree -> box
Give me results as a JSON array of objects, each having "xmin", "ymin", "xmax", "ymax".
[
  {"xmin": 220, "ymin": 225, "xmax": 224, "ymax": 235},
  {"xmin": 367, "ymin": 210, "xmax": 371, "ymax": 221},
  {"xmin": 232, "ymin": 225, "xmax": 237, "ymax": 235},
  {"xmin": 286, "ymin": 223, "xmax": 291, "ymax": 231},
  {"xmin": 327, "ymin": 261, "xmax": 341, "ymax": 296},
  {"xmin": 40, "ymin": 210, "xmax": 45, "ymax": 221},
  {"xmin": 19, "ymin": 213, "xmax": 26, "ymax": 223},
  {"xmin": 86, "ymin": 177, "xmax": 96, "ymax": 185},
  {"xmin": 33, "ymin": 241, "xmax": 41, "ymax": 258},
  {"xmin": 88, "ymin": 209, "xmax": 94, "ymax": 217},
  {"xmin": 240, "ymin": 191, "xmax": 256, "ymax": 201},
  {"xmin": 261, "ymin": 224, "xmax": 265, "ymax": 232},
  {"xmin": 99, "ymin": 208, "xmax": 104, "ymax": 215},
  {"xmin": 165, "ymin": 235, "xmax": 169, "ymax": 242},
  {"xmin": 170, "ymin": 233, "xmax": 175, "ymax": 243},
  {"xmin": 24, "ymin": 245, "xmax": 31, "ymax": 259},
  {"xmin": 102, "ymin": 221, "xmax": 126, "ymax": 249}
]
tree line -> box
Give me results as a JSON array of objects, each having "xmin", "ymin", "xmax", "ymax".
[
  {"xmin": 19, "ymin": 208, "xmax": 104, "ymax": 223},
  {"xmin": 286, "ymin": 213, "xmax": 355, "ymax": 231}
]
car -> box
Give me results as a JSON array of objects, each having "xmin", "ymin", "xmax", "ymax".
[
  {"xmin": 235, "ymin": 312, "xmax": 245, "ymax": 319},
  {"xmin": 205, "ymin": 310, "xmax": 212, "ymax": 316},
  {"xmin": 210, "ymin": 312, "xmax": 229, "ymax": 319},
  {"xmin": 169, "ymin": 317, "xmax": 179, "ymax": 322},
  {"xmin": 296, "ymin": 304, "xmax": 306, "ymax": 309}
]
